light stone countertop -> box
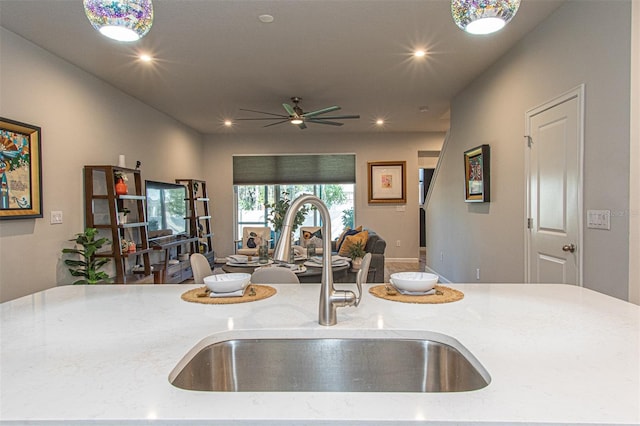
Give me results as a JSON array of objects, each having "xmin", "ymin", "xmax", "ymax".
[{"xmin": 1, "ymin": 283, "xmax": 639, "ymax": 425}]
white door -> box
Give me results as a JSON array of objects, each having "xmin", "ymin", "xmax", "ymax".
[{"xmin": 525, "ymin": 86, "xmax": 583, "ymax": 285}]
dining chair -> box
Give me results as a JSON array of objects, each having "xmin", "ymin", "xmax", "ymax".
[
  {"xmin": 190, "ymin": 253, "xmax": 213, "ymax": 284},
  {"xmin": 251, "ymin": 266, "xmax": 300, "ymax": 284},
  {"xmin": 357, "ymin": 252, "xmax": 373, "ymax": 286}
]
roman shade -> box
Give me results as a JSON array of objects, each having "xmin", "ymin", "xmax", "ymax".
[{"xmin": 233, "ymin": 154, "xmax": 355, "ymax": 185}]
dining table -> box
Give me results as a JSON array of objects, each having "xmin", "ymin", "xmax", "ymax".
[{"xmin": 221, "ymin": 258, "xmax": 351, "ymax": 283}]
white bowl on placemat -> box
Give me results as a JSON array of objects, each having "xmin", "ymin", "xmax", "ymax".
[
  {"xmin": 389, "ymin": 272, "xmax": 438, "ymax": 294},
  {"xmin": 204, "ymin": 273, "xmax": 251, "ymax": 293}
]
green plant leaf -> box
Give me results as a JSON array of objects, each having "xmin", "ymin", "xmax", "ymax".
[{"xmin": 64, "ymin": 260, "xmax": 88, "ymax": 267}]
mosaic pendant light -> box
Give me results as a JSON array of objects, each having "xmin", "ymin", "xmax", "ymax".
[
  {"xmin": 451, "ymin": 0, "xmax": 521, "ymax": 35},
  {"xmin": 83, "ymin": 0, "xmax": 154, "ymax": 42}
]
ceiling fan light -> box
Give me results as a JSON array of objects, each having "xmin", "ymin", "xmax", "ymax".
[
  {"xmin": 99, "ymin": 25, "xmax": 140, "ymax": 41},
  {"xmin": 465, "ymin": 17, "xmax": 506, "ymax": 34},
  {"xmin": 290, "ymin": 118, "xmax": 304, "ymax": 125},
  {"xmin": 451, "ymin": 0, "xmax": 520, "ymax": 35},
  {"xmin": 83, "ymin": 0, "xmax": 154, "ymax": 42}
]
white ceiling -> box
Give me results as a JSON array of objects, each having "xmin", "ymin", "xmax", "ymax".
[{"xmin": 0, "ymin": 0, "xmax": 564, "ymax": 134}]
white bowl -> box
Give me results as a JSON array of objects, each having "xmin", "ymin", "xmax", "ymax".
[
  {"xmin": 389, "ymin": 272, "xmax": 438, "ymax": 293},
  {"xmin": 204, "ymin": 273, "xmax": 251, "ymax": 293}
]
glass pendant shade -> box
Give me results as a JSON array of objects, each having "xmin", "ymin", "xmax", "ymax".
[
  {"xmin": 451, "ymin": 0, "xmax": 521, "ymax": 35},
  {"xmin": 83, "ymin": 0, "xmax": 154, "ymax": 42}
]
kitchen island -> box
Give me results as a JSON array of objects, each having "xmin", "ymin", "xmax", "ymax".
[{"xmin": 1, "ymin": 283, "xmax": 639, "ymax": 425}]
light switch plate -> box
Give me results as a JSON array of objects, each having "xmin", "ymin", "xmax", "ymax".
[
  {"xmin": 50, "ymin": 210, "xmax": 63, "ymax": 224},
  {"xmin": 587, "ymin": 209, "xmax": 610, "ymax": 230}
]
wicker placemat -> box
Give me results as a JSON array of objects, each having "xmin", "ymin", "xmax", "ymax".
[
  {"xmin": 369, "ymin": 284, "xmax": 464, "ymax": 304},
  {"xmin": 181, "ymin": 284, "xmax": 276, "ymax": 305}
]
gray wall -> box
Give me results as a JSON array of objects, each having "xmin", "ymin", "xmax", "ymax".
[
  {"xmin": 202, "ymin": 132, "xmax": 445, "ymax": 260},
  {"xmin": 631, "ymin": 1, "xmax": 640, "ymax": 305},
  {"xmin": 426, "ymin": 0, "xmax": 631, "ymax": 299},
  {"xmin": 0, "ymin": 28, "xmax": 204, "ymax": 302}
]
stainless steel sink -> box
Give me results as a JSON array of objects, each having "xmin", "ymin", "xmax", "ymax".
[{"xmin": 169, "ymin": 330, "xmax": 490, "ymax": 392}]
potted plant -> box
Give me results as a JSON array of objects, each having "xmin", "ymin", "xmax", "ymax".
[
  {"xmin": 62, "ymin": 228, "xmax": 112, "ymax": 284},
  {"xmin": 266, "ymin": 191, "xmax": 312, "ymax": 236},
  {"xmin": 347, "ymin": 240, "xmax": 366, "ymax": 270},
  {"xmin": 118, "ymin": 207, "xmax": 131, "ymax": 224}
]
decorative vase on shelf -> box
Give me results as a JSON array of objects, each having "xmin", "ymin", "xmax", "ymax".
[{"xmin": 115, "ymin": 178, "xmax": 128, "ymax": 196}]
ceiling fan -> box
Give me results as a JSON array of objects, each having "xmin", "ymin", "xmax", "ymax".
[{"xmin": 236, "ymin": 97, "xmax": 360, "ymax": 129}]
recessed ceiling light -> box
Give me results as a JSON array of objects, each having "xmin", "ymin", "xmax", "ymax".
[
  {"xmin": 419, "ymin": 106, "xmax": 429, "ymax": 113},
  {"xmin": 413, "ymin": 50, "xmax": 426, "ymax": 58},
  {"xmin": 224, "ymin": 120, "xmax": 233, "ymax": 127},
  {"xmin": 376, "ymin": 119, "xmax": 385, "ymax": 125},
  {"xmin": 258, "ymin": 14, "xmax": 274, "ymax": 23},
  {"xmin": 139, "ymin": 53, "xmax": 153, "ymax": 62}
]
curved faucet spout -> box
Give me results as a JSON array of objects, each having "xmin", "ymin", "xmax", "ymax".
[{"xmin": 273, "ymin": 194, "xmax": 357, "ymax": 326}]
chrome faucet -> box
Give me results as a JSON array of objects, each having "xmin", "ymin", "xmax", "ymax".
[{"xmin": 273, "ymin": 194, "xmax": 359, "ymax": 326}]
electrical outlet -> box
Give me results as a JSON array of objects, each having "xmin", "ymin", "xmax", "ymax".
[
  {"xmin": 396, "ymin": 240, "xmax": 401, "ymax": 247},
  {"xmin": 50, "ymin": 210, "xmax": 63, "ymax": 224},
  {"xmin": 476, "ymin": 268, "xmax": 480, "ymax": 280}
]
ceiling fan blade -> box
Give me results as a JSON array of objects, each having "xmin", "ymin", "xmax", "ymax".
[
  {"xmin": 239, "ymin": 108, "xmax": 288, "ymax": 118},
  {"xmin": 306, "ymin": 119, "xmax": 344, "ymax": 126},
  {"xmin": 303, "ymin": 106, "xmax": 341, "ymax": 118},
  {"xmin": 312, "ymin": 115, "xmax": 360, "ymax": 120},
  {"xmin": 296, "ymin": 121, "xmax": 307, "ymax": 130},
  {"xmin": 263, "ymin": 120, "xmax": 290, "ymax": 128},
  {"xmin": 282, "ymin": 103, "xmax": 296, "ymax": 117},
  {"xmin": 236, "ymin": 117, "xmax": 291, "ymax": 121}
]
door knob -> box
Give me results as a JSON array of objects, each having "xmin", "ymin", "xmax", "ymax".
[{"xmin": 562, "ymin": 244, "xmax": 576, "ymax": 253}]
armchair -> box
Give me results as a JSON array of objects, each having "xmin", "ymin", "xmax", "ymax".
[{"xmin": 235, "ymin": 226, "xmax": 273, "ymax": 256}]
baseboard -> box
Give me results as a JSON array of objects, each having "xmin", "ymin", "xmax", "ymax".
[
  {"xmin": 385, "ymin": 258, "xmax": 419, "ymax": 264},
  {"xmin": 424, "ymin": 265, "xmax": 451, "ymax": 284}
]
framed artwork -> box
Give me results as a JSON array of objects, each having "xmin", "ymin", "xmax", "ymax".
[
  {"xmin": 0, "ymin": 117, "xmax": 43, "ymax": 219},
  {"xmin": 464, "ymin": 144, "xmax": 490, "ymax": 203},
  {"xmin": 368, "ymin": 161, "xmax": 406, "ymax": 204}
]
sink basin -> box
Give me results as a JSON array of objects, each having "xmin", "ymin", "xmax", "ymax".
[{"xmin": 169, "ymin": 330, "xmax": 490, "ymax": 392}]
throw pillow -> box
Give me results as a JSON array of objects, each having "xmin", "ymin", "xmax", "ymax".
[
  {"xmin": 300, "ymin": 227, "xmax": 322, "ymax": 248},
  {"xmin": 338, "ymin": 230, "xmax": 369, "ymax": 257},
  {"xmin": 243, "ymin": 227, "xmax": 270, "ymax": 250},
  {"xmin": 336, "ymin": 225, "xmax": 362, "ymax": 251}
]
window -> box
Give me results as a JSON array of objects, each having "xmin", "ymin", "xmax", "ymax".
[
  {"xmin": 235, "ymin": 184, "xmax": 354, "ymax": 244},
  {"xmin": 233, "ymin": 154, "xmax": 356, "ymax": 244}
]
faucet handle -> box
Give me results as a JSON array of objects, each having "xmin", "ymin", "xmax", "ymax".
[{"xmin": 353, "ymin": 253, "xmax": 371, "ymax": 307}]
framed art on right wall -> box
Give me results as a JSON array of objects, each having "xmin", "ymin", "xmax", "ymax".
[{"xmin": 464, "ymin": 144, "xmax": 490, "ymax": 202}]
